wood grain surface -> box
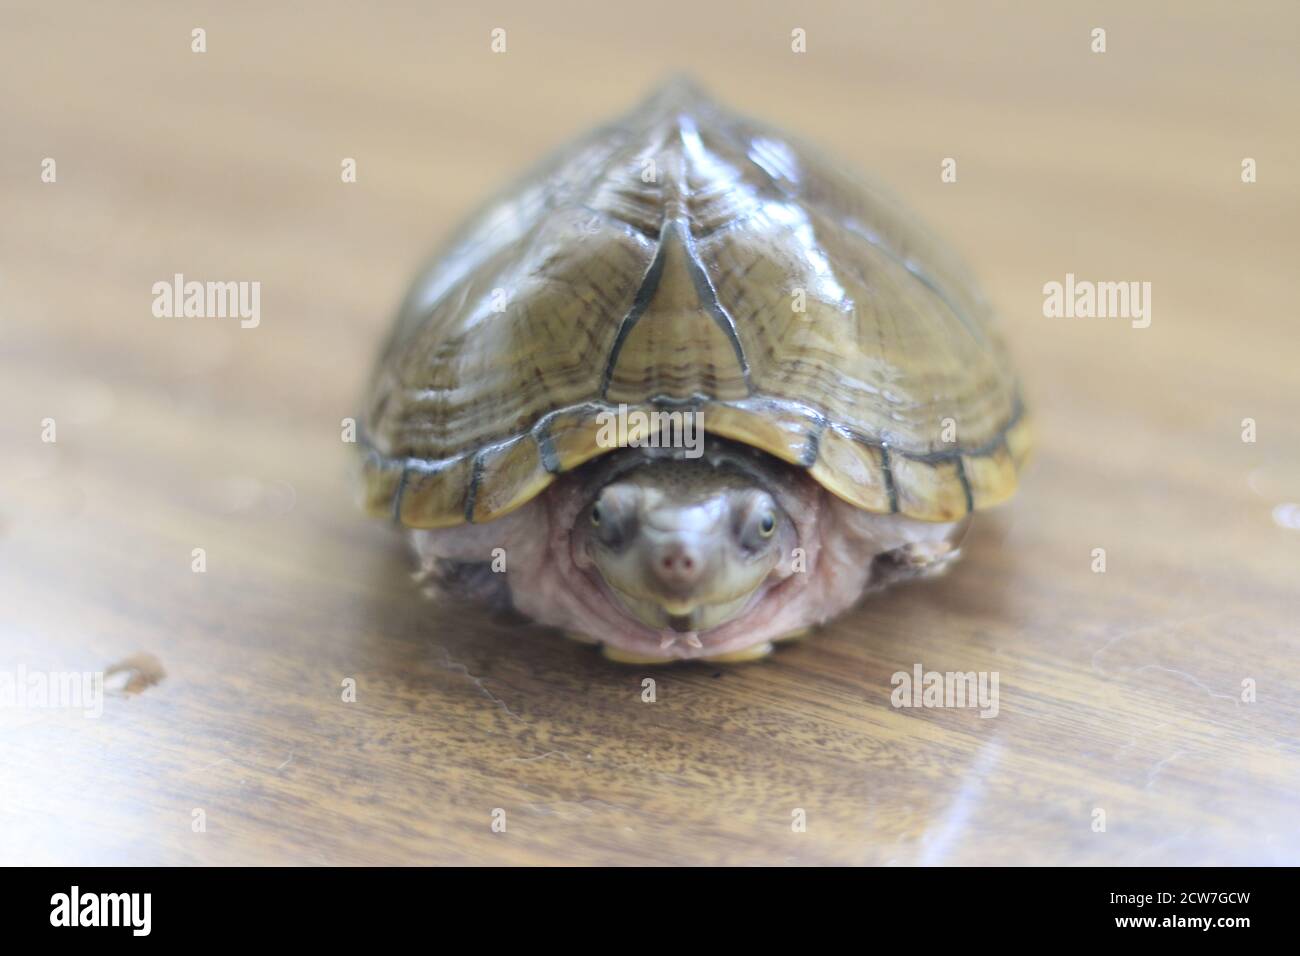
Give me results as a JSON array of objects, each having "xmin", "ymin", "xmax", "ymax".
[{"xmin": 1, "ymin": 1, "xmax": 1297, "ymax": 865}]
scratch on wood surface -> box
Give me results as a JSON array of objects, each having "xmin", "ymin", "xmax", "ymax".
[
  {"xmin": 1089, "ymin": 613, "xmax": 1228, "ymax": 676},
  {"xmin": 1134, "ymin": 665, "xmax": 1240, "ymax": 705},
  {"xmin": 1145, "ymin": 750, "xmax": 1190, "ymax": 790},
  {"xmin": 501, "ymin": 750, "xmax": 571, "ymax": 765},
  {"xmin": 434, "ymin": 646, "xmax": 525, "ymax": 722},
  {"xmin": 523, "ymin": 798, "xmax": 635, "ymax": 818},
  {"xmin": 1114, "ymin": 723, "xmax": 1170, "ymax": 758}
]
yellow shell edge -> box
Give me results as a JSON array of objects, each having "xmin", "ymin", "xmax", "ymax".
[{"xmin": 361, "ymin": 403, "xmax": 1030, "ymax": 527}]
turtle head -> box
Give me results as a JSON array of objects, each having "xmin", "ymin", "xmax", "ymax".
[{"xmin": 573, "ymin": 459, "xmax": 793, "ymax": 634}]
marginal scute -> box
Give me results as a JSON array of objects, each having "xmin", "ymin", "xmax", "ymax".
[
  {"xmin": 809, "ymin": 428, "xmax": 892, "ymax": 513},
  {"xmin": 702, "ymin": 402, "xmax": 813, "ymax": 466},
  {"xmin": 360, "ymin": 80, "xmax": 1031, "ymax": 528},
  {"xmin": 963, "ymin": 441, "xmax": 1018, "ymax": 510},
  {"xmin": 396, "ymin": 456, "xmax": 474, "ymax": 528},
  {"xmin": 1004, "ymin": 416, "xmax": 1034, "ymax": 469},
  {"xmin": 545, "ymin": 407, "xmax": 614, "ymax": 473},
  {"xmin": 360, "ymin": 453, "xmax": 404, "ymax": 518},
  {"xmin": 889, "ymin": 454, "xmax": 971, "ymax": 522},
  {"xmin": 471, "ymin": 435, "xmax": 554, "ymax": 523}
]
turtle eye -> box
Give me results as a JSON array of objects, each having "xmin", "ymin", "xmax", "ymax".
[
  {"xmin": 588, "ymin": 485, "xmax": 639, "ymax": 550},
  {"xmin": 738, "ymin": 498, "xmax": 780, "ymax": 552}
]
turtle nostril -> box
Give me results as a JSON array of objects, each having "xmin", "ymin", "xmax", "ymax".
[{"xmin": 656, "ymin": 546, "xmax": 701, "ymax": 583}]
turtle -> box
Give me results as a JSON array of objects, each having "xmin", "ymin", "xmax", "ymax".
[{"xmin": 357, "ymin": 79, "xmax": 1030, "ymax": 664}]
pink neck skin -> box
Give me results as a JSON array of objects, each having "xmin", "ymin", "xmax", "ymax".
[
  {"xmin": 409, "ymin": 460, "xmax": 959, "ymax": 661},
  {"xmin": 505, "ymin": 467, "xmax": 868, "ymax": 660}
]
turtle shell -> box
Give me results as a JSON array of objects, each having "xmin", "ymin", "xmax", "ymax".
[{"xmin": 360, "ymin": 79, "xmax": 1030, "ymax": 528}]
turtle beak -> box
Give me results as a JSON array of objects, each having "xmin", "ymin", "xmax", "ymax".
[
  {"xmin": 606, "ymin": 588, "xmax": 759, "ymax": 635},
  {"xmin": 666, "ymin": 611, "xmax": 701, "ymax": 632}
]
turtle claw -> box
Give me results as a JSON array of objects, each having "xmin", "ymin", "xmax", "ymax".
[
  {"xmin": 871, "ymin": 541, "xmax": 962, "ymax": 588},
  {"xmin": 601, "ymin": 644, "xmax": 675, "ymax": 665},
  {"xmin": 700, "ymin": 641, "xmax": 774, "ymax": 663}
]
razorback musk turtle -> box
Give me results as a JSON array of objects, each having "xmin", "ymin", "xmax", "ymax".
[{"xmin": 358, "ymin": 79, "xmax": 1030, "ymax": 663}]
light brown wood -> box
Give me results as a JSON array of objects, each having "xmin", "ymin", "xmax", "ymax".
[{"xmin": 1, "ymin": 1, "xmax": 1297, "ymax": 865}]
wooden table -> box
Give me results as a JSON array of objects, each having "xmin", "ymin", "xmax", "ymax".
[{"xmin": 2, "ymin": 1, "xmax": 1297, "ymax": 865}]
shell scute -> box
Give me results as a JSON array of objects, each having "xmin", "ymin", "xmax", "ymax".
[
  {"xmin": 361, "ymin": 80, "xmax": 1029, "ymax": 525},
  {"xmin": 396, "ymin": 457, "xmax": 473, "ymax": 528}
]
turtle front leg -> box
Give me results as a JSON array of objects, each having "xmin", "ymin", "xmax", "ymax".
[
  {"xmin": 407, "ymin": 504, "xmax": 539, "ymax": 610},
  {"xmin": 828, "ymin": 499, "xmax": 971, "ymax": 592},
  {"xmin": 413, "ymin": 555, "xmax": 511, "ymax": 608},
  {"xmin": 869, "ymin": 537, "xmax": 964, "ymax": 589}
]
